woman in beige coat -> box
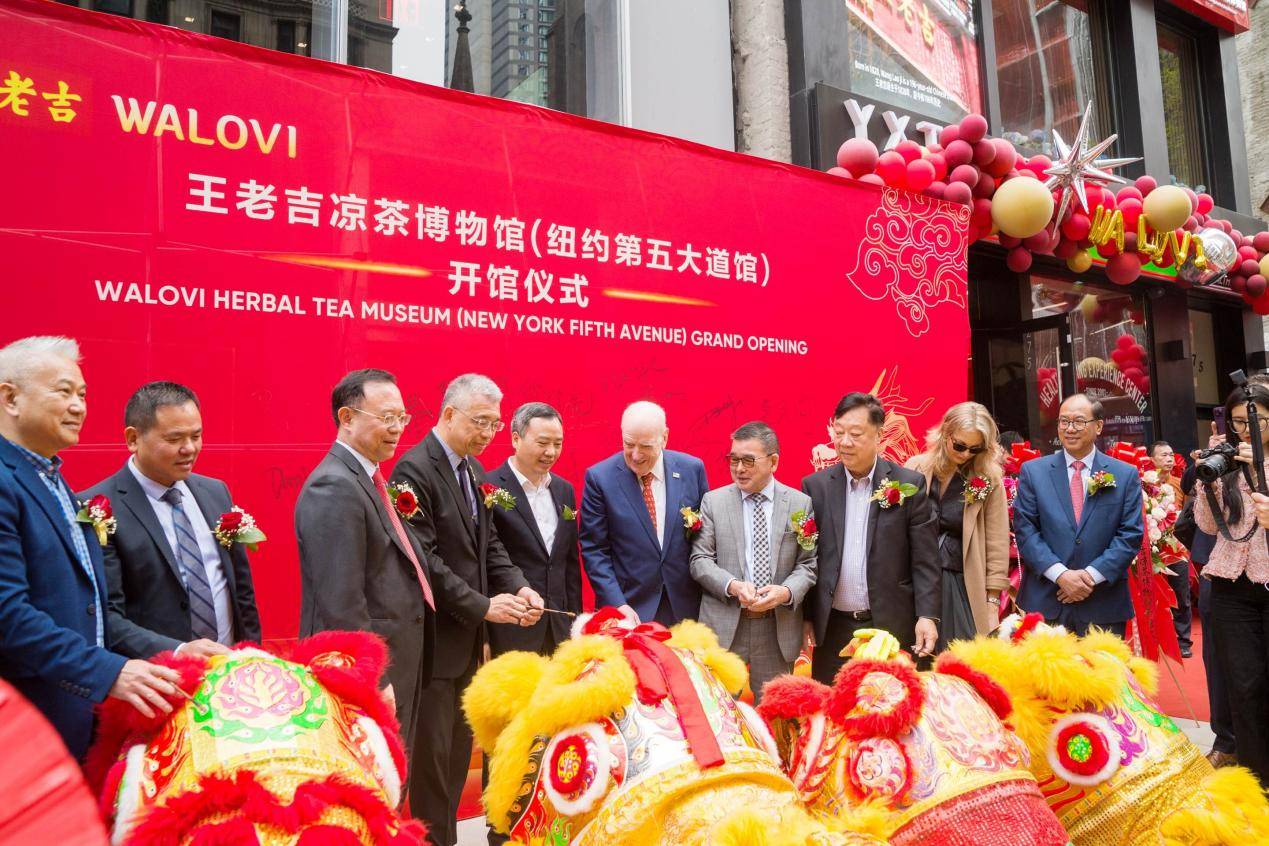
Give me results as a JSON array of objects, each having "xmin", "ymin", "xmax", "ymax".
[{"xmin": 905, "ymin": 401, "xmax": 1010, "ymax": 646}]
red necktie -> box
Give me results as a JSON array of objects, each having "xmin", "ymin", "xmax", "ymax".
[
  {"xmin": 641, "ymin": 472, "xmax": 658, "ymax": 533},
  {"xmin": 373, "ymin": 470, "xmax": 435, "ymax": 609},
  {"xmin": 1070, "ymin": 460, "xmax": 1085, "ymax": 524}
]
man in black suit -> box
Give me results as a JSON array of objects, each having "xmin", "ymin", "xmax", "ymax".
[
  {"xmin": 295, "ymin": 369, "xmax": 435, "ymax": 818},
  {"xmin": 83, "ymin": 382, "xmax": 260, "ymax": 660},
  {"xmin": 801, "ymin": 392, "xmax": 941, "ymax": 683},
  {"xmin": 392, "ymin": 373, "xmax": 542, "ymax": 846},
  {"xmin": 485, "ymin": 402, "xmax": 580, "ymax": 656}
]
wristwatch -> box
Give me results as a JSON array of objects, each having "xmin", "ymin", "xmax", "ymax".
[{"xmin": 986, "ymin": 597, "xmax": 1000, "ymax": 606}]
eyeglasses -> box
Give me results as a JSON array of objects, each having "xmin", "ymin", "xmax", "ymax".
[
  {"xmin": 1057, "ymin": 417, "xmax": 1094, "ymax": 431},
  {"xmin": 350, "ymin": 407, "xmax": 412, "ymax": 429},
  {"xmin": 726, "ymin": 453, "xmax": 769, "ymax": 468},
  {"xmin": 457, "ymin": 408, "xmax": 505, "ymax": 433},
  {"xmin": 1228, "ymin": 417, "xmax": 1268, "ymax": 433},
  {"xmin": 949, "ymin": 439, "xmax": 986, "ymax": 455}
]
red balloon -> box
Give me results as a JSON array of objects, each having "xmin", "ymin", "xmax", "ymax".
[
  {"xmin": 973, "ymin": 139, "xmax": 997, "ymax": 168},
  {"xmin": 1184, "ymin": 216, "xmax": 1198, "ymax": 231},
  {"xmin": 959, "ymin": 114, "xmax": 989, "ymax": 144},
  {"xmin": 943, "ymin": 139, "xmax": 973, "ymax": 168},
  {"xmin": 827, "ymin": 166, "xmax": 851, "ymax": 178},
  {"xmin": 924, "ymin": 180, "xmax": 947, "ymax": 200},
  {"xmin": 1006, "ymin": 246, "xmax": 1033, "ymax": 273},
  {"xmin": 998, "ymin": 234, "xmax": 1022, "ymax": 249},
  {"xmin": 1083, "ymin": 184, "xmax": 1104, "ymax": 207},
  {"xmin": 971, "ymin": 197, "xmax": 993, "ymax": 228},
  {"xmin": 972, "ymin": 171, "xmax": 996, "ymax": 199},
  {"xmin": 1249, "ymin": 275, "xmax": 1268, "ymax": 298},
  {"xmin": 1111, "ymin": 348, "xmax": 1129, "ymax": 365},
  {"xmin": 1254, "ymin": 231, "xmax": 1269, "ymax": 253},
  {"xmin": 1128, "ymin": 307, "xmax": 1144, "ymax": 324},
  {"xmin": 1023, "ymin": 231, "xmax": 1053, "ymax": 252},
  {"xmin": 894, "ymin": 139, "xmax": 923, "ymax": 164},
  {"xmin": 1117, "ymin": 186, "xmax": 1143, "ymax": 203},
  {"xmin": 1230, "ymin": 275, "xmax": 1248, "ymax": 294},
  {"xmin": 876, "ymin": 151, "xmax": 907, "ymax": 188},
  {"xmin": 1239, "ymin": 245, "xmax": 1259, "ymax": 262},
  {"xmin": 1134, "ymin": 176, "xmax": 1158, "ymax": 195},
  {"xmin": 1053, "ymin": 238, "xmax": 1079, "ymax": 259},
  {"xmin": 985, "ymin": 138, "xmax": 1017, "ymax": 178},
  {"xmin": 836, "ymin": 137, "xmax": 880, "ymax": 176},
  {"xmin": 1197, "ymin": 193, "xmax": 1215, "ymax": 215},
  {"xmin": 1241, "ymin": 236, "xmax": 1255, "ymax": 249},
  {"xmin": 939, "ymin": 124, "xmax": 960, "ymax": 147},
  {"xmin": 949, "ymin": 164, "xmax": 979, "ymax": 185},
  {"xmin": 1100, "ymin": 236, "xmax": 1121, "ymax": 256},
  {"xmin": 1183, "ymin": 187, "xmax": 1199, "ymax": 211},
  {"xmin": 1123, "ymin": 232, "xmax": 1139, "ymax": 254},
  {"xmin": 1240, "ymin": 259, "xmax": 1261, "ymax": 278},
  {"xmin": 1119, "ymin": 198, "xmax": 1143, "ymax": 231},
  {"xmin": 1061, "ymin": 212, "xmax": 1091, "ymax": 241},
  {"xmin": 927, "ymin": 152, "xmax": 948, "ymax": 181},
  {"xmin": 858, "ymin": 173, "xmax": 885, "ymax": 187},
  {"xmin": 943, "ymin": 181, "xmax": 973, "ymax": 205},
  {"xmin": 1117, "ymin": 333, "xmax": 1137, "ymax": 350},
  {"xmin": 906, "ymin": 158, "xmax": 936, "ymax": 192},
  {"xmin": 1255, "ymin": 293, "xmax": 1269, "ymax": 317},
  {"xmin": 927, "ymin": 143, "xmax": 943, "ymax": 154},
  {"xmin": 1106, "ymin": 250, "xmax": 1142, "ymax": 285},
  {"xmin": 1122, "ymin": 367, "xmax": 1144, "ymax": 382},
  {"xmin": 1099, "ymin": 192, "xmax": 1118, "ymax": 211},
  {"xmin": 1026, "ymin": 155, "xmax": 1053, "ymax": 178}
]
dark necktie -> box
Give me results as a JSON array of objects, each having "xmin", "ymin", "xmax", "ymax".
[
  {"xmin": 160, "ymin": 487, "xmax": 219, "ymax": 642},
  {"xmin": 457, "ymin": 458, "xmax": 478, "ymax": 519}
]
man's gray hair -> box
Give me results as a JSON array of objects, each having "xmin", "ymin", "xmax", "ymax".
[
  {"xmin": 0, "ymin": 336, "xmax": 81, "ymax": 386},
  {"xmin": 731, "ymin": 421, "xmax": 780, "ymax": 455},
  {"xmin": 442, "ymin": 373, "xmax": 503, "ymax": 409},
  {"xmin": 511, "ymin": 402, "xmax": 561, "ymax": 436},
  {"xmin": 621, "ymin": 400, "xmax": 667, "ymax": 432}
]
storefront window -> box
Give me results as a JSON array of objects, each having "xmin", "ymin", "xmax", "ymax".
[
  {"xmin": 993, "ymin": 0, "xmax": 1113, "ymax": 158},
  {"xmin": 1157, "ymin": 21, "xmax": 1208, "ymax": 191}
]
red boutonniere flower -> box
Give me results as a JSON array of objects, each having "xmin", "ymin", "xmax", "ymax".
[
  {"xmin": 962, "ymin": 474, "xmax": 994, "ymax": 504},
  {"xmin": 480, "ymin": 483, "xmax": 516, "ymax": 510},
  {"xmin": 386, "ymin": 482, "xmax": 421, "ymax": 520},
  {"xmin": 680, "ymin": 506, "xmax": 703, "ymax": 535},
  {"xmin": 1087, "ymin": 470, "xmax": 1116, "ymax": 497},
  {"xmin": 213, "ymin": 506, "xmax": 267, "ymax": 551},
  {"xmin": 76, "ymin": 494, "xmax": 116, "ymax": 546},
  {"xmin": 872, "ymin": 480, "xmax": 917, "ymax": 509},
  {"xmin": 790, "ymin": 509, "xmax": 818, "ymax": 551}
]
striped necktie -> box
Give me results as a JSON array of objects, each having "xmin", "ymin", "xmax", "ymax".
[{"xmin": 161, "ymin": 487, "xmax": 219, "ymax": 642}]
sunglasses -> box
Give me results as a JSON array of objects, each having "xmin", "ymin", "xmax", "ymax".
[{"xmin": 950, "ymin": 438, "xmax": 986, "ymax": 455}]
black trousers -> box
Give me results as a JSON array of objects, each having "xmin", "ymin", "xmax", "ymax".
[
  {"xmin": 1167, "ymin": 560, "xmax": 1194, "ymax": 649},
  {"xmin": 411, "ymin": 662, "xmax": 477, "ymax": 846},
  {"xmin": 1044, "ymin": 612, "xmax": 1126, "ymax": 639},
  {"xmin": 1198, "ymin": 575, "xmax": 1237, "ymax": 754},
  {"xmin": 811, "ymin": 610, "xmax": 871, "ymax": 684},
  {"xmin": 1211, "ymin": 575, "xmax": 1269, "ymax": 784}
]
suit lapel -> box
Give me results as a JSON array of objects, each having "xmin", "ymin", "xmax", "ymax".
[
  {"xmin": 719, "ymin": 486, "xmax": 742, "ymax": 578},
  {"xmin": 616, "ymin": 462, "xmax": 660, "ymax": 550},
  {"xmin": 331, "ymin": 445, "xmax": 416, "ymax": 564},
  {"xmin": 661, "ymin": 455, "xmax": 683, "ymax": 559},
  {"xmin": 1048, "ymin": 454, "xmax": 1079, "ymax": 529},
  {"xmin": 865, "ymin": 459, "xmax": 889, "ymax": 562},
  {"xmin": 187, "ymin": 476, "xmax": 238, "ymax": 596},
  {"xmin": 1077, "ymin": 451, "xmax": 1111, "ymax": 533},
  {"xmin": 770, "ymin": 484, "xmax": 793, "ymax": 571},
  {"xmin": 501, "ymin": 464, "xmax": 548, "ymax": 555},
  {"xmin": 12, "ymin": 458, "xmax": 82, "ymax": 564},
  {"xmin": 826, "ymin": 464, "xmax": 847, "ymax": 561},
  {"xmin": 547, "ymin": 478, "xmax": 572, "ymax": 559},
  {"xmin": 427, "ymin": 433, "xmax": 478, "ymax": 541},
  {"xmin": 115, "ymin": 466, "xmax": 183, "ymax": 587}
]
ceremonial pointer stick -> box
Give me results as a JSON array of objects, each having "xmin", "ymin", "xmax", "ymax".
[{"xmin": 540, "ymin": 607, "xmax": 576, "ymax": 617}]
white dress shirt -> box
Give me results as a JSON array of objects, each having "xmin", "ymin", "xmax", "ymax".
[
  {"xmin": 128, "ymin": 458, "xmax": 233, "ymax": 643},
  {"xmin": 510, "ymin": 460, "xmax": 559, "ymax": 550},
  {"xmin": 642, "ymin": 454, "xmax": 667, "ymax": 548},
  {"xmin": 1043, "ymin": 447, "xmax": 1106, "ymax": 586},
  {"xmin": 335, "ymin": 438, "xmax": 378, "ymax": 478},
  {"xmin": 833, "ymin": 460, "xmax": 877, "ymax": 612},
  {"xmin": 741, "ymin": 478, "xmax": 777, "ymax": 582}
]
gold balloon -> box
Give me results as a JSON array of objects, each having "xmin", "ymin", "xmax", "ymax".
[
  {"xmin": 1142, "ymin": 185, "xmax": 1193, "ymax": 233},
  {"xmin": 1068, "ymin": 251, "xmax": 1094, "ymax": 273},
  {"xmin": 1089, "ymin": 206, "xmax": 1125, "ymax": 254},
  {"xmin": 991, "ymin": 177, "xmax": 1056, "ymax": 239},
  {"xmin": 1260, "ymin": 254, "xmax": 1269, "ymax": 279},
  {"xmin": 1137, "ymin": 216, "xmax": 1165, "ymax": 263}
]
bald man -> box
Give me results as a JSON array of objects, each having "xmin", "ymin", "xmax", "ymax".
[{"xmin": 579, "ymin": 401, "xmax": 708, "ymax": 624}]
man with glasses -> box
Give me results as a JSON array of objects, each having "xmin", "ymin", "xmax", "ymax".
[
  {"xmin": 1013, "ymin": 393, "xmax": 1143, "ymax": 636},
  {"xmin": 391, "ymin": 373, "xmax": 541, "ymax": 846},
  {"xmin": 580, "ymin": 400, "xmax": 708, "ymax": 626},
  {"xmin": 689, "ymin": 421, "xmax": 817, "ymax": 701},
  {"xmin": 296, "ymin": 368, "xmax": 436, "ymax": 821}
]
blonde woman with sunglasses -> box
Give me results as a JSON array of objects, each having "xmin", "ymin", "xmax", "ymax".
[{"xmin": 905, "ymin": 401, "xmax": 1010, "ymax": 647}]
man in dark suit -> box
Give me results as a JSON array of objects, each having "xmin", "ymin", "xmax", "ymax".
[
  {"xmin": 486, "ymin": 402, "xmax": 580, "ymax": 657},
  {"xmin": 295, "ymin": 369, "xmax": 435, "ymax": 818},
  {"xmin": 82, "ymin": 382, "xmax": 260, "ymax": 660},
  {"xmin": 0, "ymin": 336, "xmax": 181, "ymax": 760},
  {"xmin": 1014, "ymin": 393, "xmax": 1143, "ymax": 637},
  {"xmin": 580, "ymin": 401, "xmax": 709, "ymax": 625},
  {"xmin": 801, "ymin": 392, "xmax": 941, "ymax": 684},
  {"xmin": 392, "ymin": 374, "xmax": 541, "ymax": 846}
]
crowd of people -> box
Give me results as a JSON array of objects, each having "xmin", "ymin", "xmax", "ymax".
[{"xmin": 1, "ymin": 333, "xmax": 1268, "ymax": 846}]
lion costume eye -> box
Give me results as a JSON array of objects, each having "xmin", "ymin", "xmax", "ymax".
[
  {"xmin": 542, "ymin": 722, "xmax": 612, "ymax": 816},
  {"xmin": 1046, "ymin": 713, "xmax": 1122, "ymax": 787}
]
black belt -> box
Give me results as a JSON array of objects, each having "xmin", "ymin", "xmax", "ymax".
[
  {"xmin": 740, "ymin": 608, "xmax": 774, "ymax": 620},
  {"xmin": 834, "ymin": 609, "xmax": 872, "ymax": 622}
]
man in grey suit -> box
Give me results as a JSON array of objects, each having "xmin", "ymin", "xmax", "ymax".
[
  {"xmin": 295, "ymin": 368, "xmax": 435, "ymax": 820},
  {"xmin": 83, "ymin": 382, "xmax": 260, "ymax": 661},
  {"xmin": 690, "ymin": 421, "xmax": 817, "ymax": 701}
]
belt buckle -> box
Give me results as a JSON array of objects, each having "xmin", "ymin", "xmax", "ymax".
[{"xmin": 850, "ymin": 610, "xmax": 871, "ymax": 622}]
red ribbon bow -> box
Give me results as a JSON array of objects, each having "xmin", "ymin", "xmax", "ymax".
[
  {"xmin": 1109, "ymin": 441, "xmax": 1152, "ymax": 473},
  {"xmin": 583, "ymin": 608, "xmax": 725, "ymax": 769},
  {"xmin": 1005, "ymin": 441, "xmax": 1042, "ymax": 475}
]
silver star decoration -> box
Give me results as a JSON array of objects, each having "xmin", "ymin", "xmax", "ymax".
[{"xmin": 1043, "ymin": 102, "xmax": 1141, "ymax": 231}]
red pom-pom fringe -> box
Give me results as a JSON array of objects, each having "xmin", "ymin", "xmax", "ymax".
[
  {"xmin": 756, "ymin": 676, "xmax": 831, "ymax": 723},
  {"xmin": 1012, "ymin": 612, "xmax": 1045, "ymax": 642},
  {"xmin": 934, "ymin": 653, "xmax": 1013, "ymax": 720},
  {"xmin": 125, "ymin": 770, "xmax": 426, "ymax": 846},
  {"xmin": 826, "ymin": 659, "xmax": 924, "ymax": 740}
]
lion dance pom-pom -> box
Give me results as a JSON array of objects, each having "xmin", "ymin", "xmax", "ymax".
[{"xmin": 84, "ymin": 632, "xmax": 427, "ymax": 845}]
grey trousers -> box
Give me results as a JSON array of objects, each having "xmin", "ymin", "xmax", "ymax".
[{"xmin": 731, "ymin": 614, "xmax": 792, "ymax": 702}]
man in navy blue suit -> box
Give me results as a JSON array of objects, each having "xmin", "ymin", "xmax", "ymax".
[
  {"xmin": 580, "ymin": 401, "xmax": 708, "ymax": 624},
  {"xmin": 0, "ymin": 336, "xmax": 181, "ymax": 760},
  {"xmin": 1013, "ymin": 393, "xmax": 1144, "ymax": 636}
]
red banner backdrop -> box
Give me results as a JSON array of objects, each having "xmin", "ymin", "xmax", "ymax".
[{"xmin": 0, "ymin": 0, "xmax": 970, "ymax": 639}]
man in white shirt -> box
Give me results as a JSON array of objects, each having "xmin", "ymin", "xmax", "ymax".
[{"xmin": 485, "ymin": 402, "xmax": 581, "ymax": 656}]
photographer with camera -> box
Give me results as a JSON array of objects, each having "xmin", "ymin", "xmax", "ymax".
[{"xmin": 1194, "ymin": 379, "xmax": 1269, "ymax": 785}]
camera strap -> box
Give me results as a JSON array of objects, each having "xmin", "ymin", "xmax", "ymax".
[{"xmin": 1204, "ymin": 466, "xmax": 1260, "ymax": 544}]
